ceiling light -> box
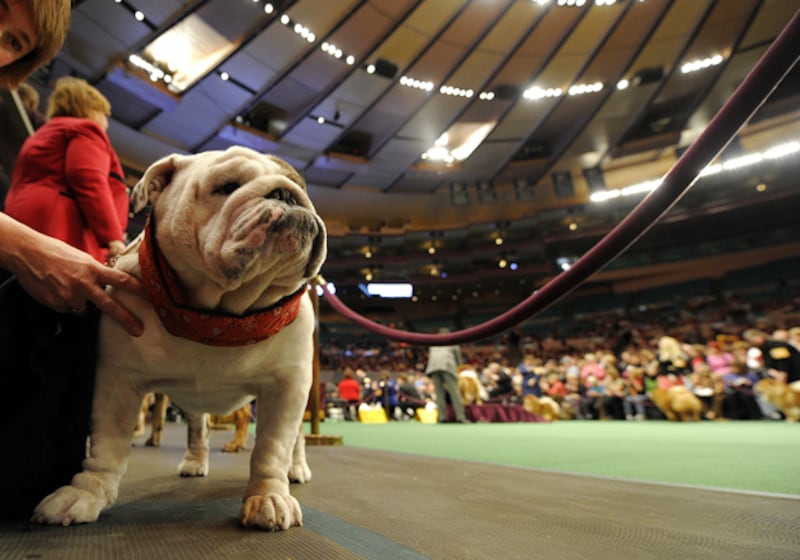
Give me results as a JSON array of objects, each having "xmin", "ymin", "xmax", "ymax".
[
  {"xmin": 557, "ymin": 257, "xmax": 577, "ymax": 271},
  {"xmin": 523, "ymin": 85, "xmax": 563, "ymax": 100},
  {"xmin": 320, "ymin": 42, "xmax": 356, "ymax": 64},
  {"xmin": 568, "ymin": 81, "xmax": 603, "ymax": 96},
  {"xmin": 137, "ymin": 13, "xmax": 238, "ymax": 93},
  {"xmin": 616, "ymin": 78, "xmax": 629, "ymax": 90},
  {"xmin": 400, "ymin": 76, "xmax": 435, "ymax": 92},
  {"xmin": 591, "ymin": 139, "xmax": 798, "ymax": 202},
  {"xmin": 421, "ymin": 122, "xmax": 495, "ymax": 164},
  {"xmin": 440, "ymin": 85, "xmax": 474, "ymax": 98},
  {"xmin": 680, "ymin": 54, "xmax": 724, "ymax": 74}
]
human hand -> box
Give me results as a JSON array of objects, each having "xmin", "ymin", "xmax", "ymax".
[
  {"xmin": 3, "ymin": 220, "xmax": 145, "ymax": 336},
  {"xmin": 106, "ymin": 239, "xmax": 127, "ymax": 266}
]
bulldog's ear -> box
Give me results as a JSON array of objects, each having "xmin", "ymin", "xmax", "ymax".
[
  {"xmin": 131, "ymin": 155, "xmax": 177, "ymax": 213},
  {"xmin": 304, "ymin": 216, "xmax": 327, "ymax": 278}
]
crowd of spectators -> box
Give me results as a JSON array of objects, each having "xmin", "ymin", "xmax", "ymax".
[{"xmin": 322, "ymin": 289, "xmax": 800, "ymax": 423}]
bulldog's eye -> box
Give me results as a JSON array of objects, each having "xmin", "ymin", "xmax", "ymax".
[
  {"xmin": 266, "ymin": 188, "xmax": 297, "ymax": 205},
  {"xmin": 213, "ymin": 181, "xmax": 241, "ymax": 195}
]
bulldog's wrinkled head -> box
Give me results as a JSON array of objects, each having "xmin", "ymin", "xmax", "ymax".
[{"xmin": 131, "ymin": 146, "xmax": 326, "ymax": 314}]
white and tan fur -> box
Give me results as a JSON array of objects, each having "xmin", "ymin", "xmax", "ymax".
[{"xmin": 32, "ymin": 146, "xmax": 326, "ymax": 531}]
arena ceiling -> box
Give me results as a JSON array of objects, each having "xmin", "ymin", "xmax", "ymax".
[{"xmin": 36, "ymin": 0, "xmax": 800, "ymax": 325}]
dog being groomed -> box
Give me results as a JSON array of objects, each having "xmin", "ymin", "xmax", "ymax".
[{"xmin": 31, "ymin": 146, "xmax": 327, "ymax": 531}]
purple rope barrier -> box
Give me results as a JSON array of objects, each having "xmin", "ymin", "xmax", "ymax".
[{"xmin": 319, "ymin": 9, "xmax": 800, "ymax": 346}]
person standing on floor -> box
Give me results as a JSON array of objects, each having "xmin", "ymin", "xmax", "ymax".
[
  {"xmin": 5, "ymin": 76, "xmax": 129, "ymax": 264},
  {"xmin": 424, "ymin": 329, "xmax": 469, "ymax": 423},
  {"xmin": 336, "ymin": 368, "xmax": 361, "ymax": 421}
]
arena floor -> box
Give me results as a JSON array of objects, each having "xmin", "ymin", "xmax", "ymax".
[{"xmin": 0, "ymin": 423, "xmax": 798, "ymax": 560}]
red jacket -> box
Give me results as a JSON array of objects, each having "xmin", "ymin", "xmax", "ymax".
[
  {"xmin": 337, "ymin": 378, "xmax": 362, "ymax": 402},
  {"xmin": 5, "ymin": 116, "xmax": 128, "ymax": 262}
]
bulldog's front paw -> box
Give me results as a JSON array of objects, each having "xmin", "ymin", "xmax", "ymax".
[
  {"xmin": 32, "ymin": 486, "xmax": 105, "ymax": 526},
  {"xmin": 240, "ymin": 493, "xmax": 302, "ymax": 531},
  {"xmin": 178, "ymin": 458, "xmax": 209, "ymax": 477},
  {"xmin": 288, "ymin": 461, "xmax": 312, "ymax": 484}
]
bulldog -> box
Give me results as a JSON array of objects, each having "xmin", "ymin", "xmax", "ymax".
[{"xmin": 32, "ymin": 146, "xmax": 326, "ymax": 531}]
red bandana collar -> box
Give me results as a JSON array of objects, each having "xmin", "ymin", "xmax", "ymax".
[{"xmin": 138, "ymin": 214, "xmax": 306, "ymax": 346}]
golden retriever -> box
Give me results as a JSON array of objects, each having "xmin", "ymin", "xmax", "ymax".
[{"xmin": 755, "ymin": 378, "xmax": 800, "ymax": 422}]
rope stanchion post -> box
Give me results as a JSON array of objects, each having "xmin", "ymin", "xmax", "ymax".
[
  {"xmin": 305, "ymin": 283, "xmax": 343, "ymax": 446},
  {"xmin": 317, "ymin": 9, "xmax": 800, "ymax": 347}
]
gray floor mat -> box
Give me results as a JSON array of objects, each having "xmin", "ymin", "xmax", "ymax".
[{"xmin": 1, "ymin": 423, "xmax": 798, "ymax": 560}]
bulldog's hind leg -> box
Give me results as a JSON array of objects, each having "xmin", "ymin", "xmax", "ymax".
[
  {"xmin": 32, "ymin": 373, "xmax": 141, "ymax": 526},
  {"xmin": 178, "ymin": 411, "xmax": 210, "ymax": 476},
  {"xmin": 240, "ymin": 388, "xmax": 307, "ymax": 531}
]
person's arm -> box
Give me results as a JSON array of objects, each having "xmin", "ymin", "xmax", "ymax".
[
  {"xmin": 0, "ymin": 213, "xmax": 144, "ymax": 336},
  {"xmin": 63, "ymin": 123, "xmax": 126, "ymax": 252}
]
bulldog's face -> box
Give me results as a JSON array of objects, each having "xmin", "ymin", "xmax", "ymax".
[{"xmin": 132, "ymin": 146, "xmax": 326, "ymax": 313}]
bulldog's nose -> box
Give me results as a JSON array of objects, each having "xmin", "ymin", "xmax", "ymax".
[{"xmin": 265, "ymin": 188, "xmax": 297, "ymax": 205}]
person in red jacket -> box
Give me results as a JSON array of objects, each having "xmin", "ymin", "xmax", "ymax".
[
  {"xmin": 5, "ymin": 76, "xmax": 128, "ymax": 264},
  {"xmin": 337, "ymin": 368, "xmax": 362, "ymax": 420}
]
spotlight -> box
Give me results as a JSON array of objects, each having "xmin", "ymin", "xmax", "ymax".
[{"xmin": 371, "ymin": 58, "xmax": 398, "ymax": 79}]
